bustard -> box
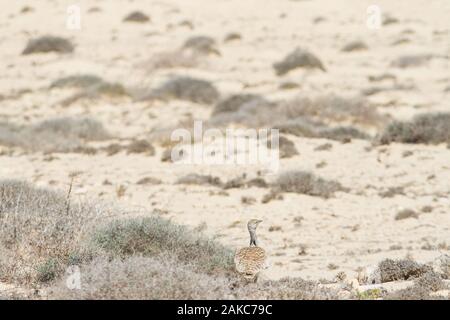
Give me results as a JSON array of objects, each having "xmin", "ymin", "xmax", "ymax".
[{"xmin": 234, "ymin": 219, "xmax": 267, "ymax": 281}]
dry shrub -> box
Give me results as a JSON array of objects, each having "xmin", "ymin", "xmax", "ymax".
[
  {"xmin": 176, "ymin": 173, "xmax": 223, "ymax": 187},
  {"xmin": 391, "ymin": 54, "xmax": 431, "ymax": 68},
  {"xmin": 224, "ymin": 32, "xmax": 241, "ymax": 42},
  {"xmin": 341, "ymin": 40, "xmax": 368, "ymax": 52},
  {"xmin": 378, "ymin": 259, "xmax": 432, "ymax": 282},
  {"xmin": 182, "ymin": 35, "xmax": 220, "ymax": 55},
  {"xmin": 377, "ymin": 113, "xmax": 450, "ymax": 145},
  {"xmin": 269, "ymin": 136, "xmax": 298, "ymax": 158},
  {"xmin": 383, "ymin": 15, "xmax": 399, "ymax": 25},
  {"xmin": 22, "ymin": 36, "xmax": 74, "ymax": 55},
  {"xmin": 126, "ymin": 139, "xmax": 155, "ymax": 155},
  {"xmin": 368, "ymin": 73, "xmax": 397, "ymax": 82},
  {"xmin": 140, "ymin": 76, "xmax": 220, "ymax": 104},
  {"xmin": 90, "ymin": 216, "xmax": 234, "ymax": 274},
  {"xmin": 123, "ymin": 11, "xmax": 150, "ymax": 23},
  {"xmin": 273, "ymin": 47, "xmax": 326, "ymax": 75},
  {"xmin": 280, "ymin": 94, "xmax": 383, "ymax": 127},
  {"xmin": 222, "ymin": 175, "xmax": 268, "ymax": 190},
  {"xmin": 50, "ymin": 75, "xmax": 103, "ymax": 89},
  {"xmin": 384, "ymin": 272, "xmax": 449, "ymax": 300},
  {"xmin": 273, "ymin": 171, "xmax": 347, "ymax": 198},
  {"xmin": 0, "ymin": 117, "xmax": 111, "ymax": 153},
  {"xmin": 379, "ymin": 186, "xmax": 405, "ymax": 198},
  {"xmin": 0, "ymin": 180, "xmax": 103, "ymax": 284},
  {"xmin": 395, "ymin": 209, "xmax": 419, "ymax": 220},
  {"xmin": 212, "ymin": 94, "xmax": 268, "ymax": 116},
  {"xmin": 415, "ymin": 272, "xmax": 447, "ymax": 292},
  {"xmin": 136, "ymin": 177, "xmax": 161, "ymax": 185},
  {"xmin": 384, "ymin": 285, "xmax": 432, "ymax": 300}
]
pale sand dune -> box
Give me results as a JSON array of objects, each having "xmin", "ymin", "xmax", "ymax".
[{"xmin": 0, "ymin": 0, "xmax": 449, "ymax": 286}]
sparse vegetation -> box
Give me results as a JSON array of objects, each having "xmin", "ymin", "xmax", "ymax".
[
  {"xmin": 182, "ymin": 36, "xmax": 220, "ymax": 55},
  {"xmin": 341, "ymin": 40, "xmax": 368, "ymax": 52},
  {"xmin": 415, "ymin": 272, "xmax": 447, "ymax": 292},
  {"xmin": 50, "ymin": 74, "xmax": 103, "ymax": 89},
  {"xmin": 176, "ymin": 173, "xmax": 223, "ymax": 187},
  {"xmin": 126, "ymin": 139, "xmax": 155, "ymax": 155},
  {"xmin": 22, "ymin": 36, "xmax": 74, "ymax": 55},
  {"xmin": 273, "ymin": 171, "xmax": 347, "ymax": 198},
  {"xmin": 224, "ymin": 33, "xmax": 241, "ymax": 42},
  {"xmin": 209, "ymin": 94, "xmax": 376, "ymax": 141},
  {"xmin": 0, "ymin": 116, "xmax": 111, "ymax": 153},
  {"xmin": 391, "ymin": 54, "xmax": 431, "ymax": 68},
  {"xmin": 273, "ymin": 48, "xmax": 326, "ymax": 75},
  {"xmin": 377, "ymin": 113, "xmax": 450, "ymax": 145},
  {"xmin": 378, "ymin": 259, "xmax": 432, "ymax": 282},
  {"xmin": 141, "ymin": 76, "xmax": 220, "ymax": 104},
  {"xmin": 212, "ymin": 94, "xmax": 268, "ymax": 116},
  {"xmin": 395, "ymin": 209, "xmax": 419, "ymax": 220},
  {"xmin": 269, "ymin": 136, "xmax": 299, "ymax": 158},
  {"xmin": 123, "ymin": 11, "xmax": 150, "ymax": 23}
]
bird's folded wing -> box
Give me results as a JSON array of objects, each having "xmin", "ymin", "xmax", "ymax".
[{"xmin": 234, "ymin": 247, "xmax": 267, "ymax": 274}]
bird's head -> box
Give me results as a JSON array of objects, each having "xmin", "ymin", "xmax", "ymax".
[{"xmin": 247, "ymin": 219, "xmax": 263, "ymax": 231}]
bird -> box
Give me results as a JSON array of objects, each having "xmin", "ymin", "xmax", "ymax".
[{"xmin": 234, "ymin": 219, "xmax": 267, "ymax": 282}]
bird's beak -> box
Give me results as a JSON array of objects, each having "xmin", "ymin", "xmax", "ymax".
[{"xmin": 257, "ymin": 219, "xmax": 263, "ymax": 224}]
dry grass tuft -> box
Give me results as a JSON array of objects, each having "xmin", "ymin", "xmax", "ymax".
[
  {"xmin": 0, "ymin": 117, "xmax": 111, "ymax": 153},
  {"xmin": 391, "ymin": 54, "xmax": 431, "ymax": 68},
  {"xmin": 50, "ymin": 74, "xmax": 103, "ymax": 89},
  {"xmin": 224, "ymin": 32, "xmax": 242, "ymax": 42},
  {"xmin": 212, "ymin": 94, "xmax": 268, "ymax": 116},
  {"xmin": 182, "ymin": 35, "xmax": 220, "ymax": 55},
  {"xmin": 126, "ymin": 139, "xmax": 155, "ymax": 155},
  {"xmin": 123, "ymin": 11, "xmax": 150, "ymax": 23},
  {"xmin": 395, "ymin": 209, "xmax": 419, "ymax": 220},
  {"xmin": 341, "ymin": 40, "xmax": 368, "ymax": 52},
  {"xmin": 280, "ymin": 94, "xmax": 383, "ymax": 127},
  {"xmin": 269, "ymin": 136, "xmax": 298, "ymax": 158},
  {"xmin": 22, "ymin": 36, "xmax": 74, "ymax": 55},
  {"xmin": 140, "ymin": 76, "xmax": 220, "ymax": 104},
  {"xmin": 273, "ymin": 48, "xmax": 326, "ymax": 75},
  {"xmin": 273, "ymin": 171, "xmax": 347, "ymax": 198}
]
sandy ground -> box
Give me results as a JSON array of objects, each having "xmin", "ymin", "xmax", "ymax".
[{"xmin": 0, "ymin": 0, "xmax": 449, "ymax": 287}]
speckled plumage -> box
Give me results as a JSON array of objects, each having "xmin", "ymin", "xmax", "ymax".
[
  {"xmin": 234, "ymin": 246, "xmax": 267, "ymax": 280},
  {"xmin": 234, "ymin": 219, "xmax": 266, "ymax": 281}
]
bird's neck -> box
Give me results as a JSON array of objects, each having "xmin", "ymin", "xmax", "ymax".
[{"xmin": 249, "ymin": 229, "xmax": 258, "ymax": 247}]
